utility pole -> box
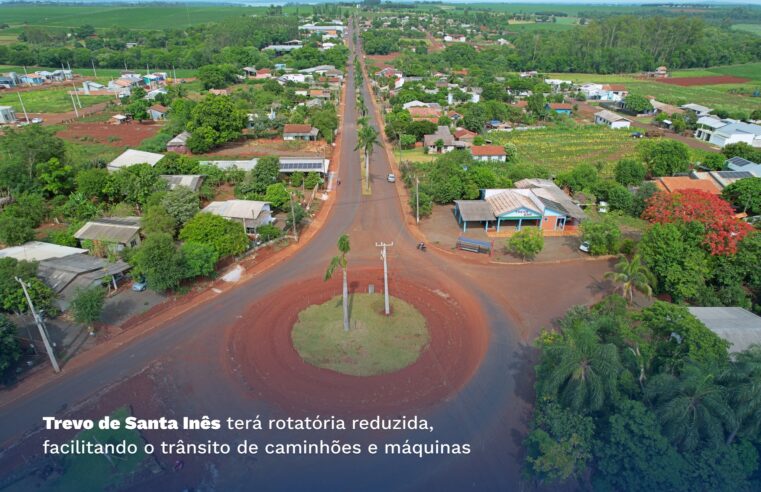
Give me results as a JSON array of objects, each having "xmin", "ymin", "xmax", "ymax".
[
  {"xmin": 69, "ymin": 92, "xmax": 80, "ymax": 118},
  {"xmin": 415, "ymin": 176, "xmax": 420, "ymax": 224},
  {"xmin": 16, "ymin": 91, "xmax": 29, "ymax": 123},
  {"xmin": 290, "ymin": 192, "xmax": 299, "ymax": 242},
  {"xmin": 91, "ymin": 59, "xmax": 97, "ymax": 78},
  {"xmin": 15, "ymin": 277, "xmax": 60, "ymax": 373},
  {"xmin": 375, "ymin": 241, "xmax": 394, "ymax": 315}
]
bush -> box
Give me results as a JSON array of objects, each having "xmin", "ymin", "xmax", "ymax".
[
  {"xmin": 508, "ymin": 228, "xmax": 544, "ymax": 261},
  {"xmin": 180, "ymin": 241, "xmax": 218, "ymax": 279},
  {"xmin": 179, "ymin": 213, "xmax": 249, "ymax": 258},
  {"xmin": 256, "ymin": 224, "xmax": 282, "ymax": 242},
  {"xmin": 581, "ymin": 218, "xmax": 621, "ymax": 255},
  {"xmin": 408, "ymin": 188, "xmax": 433, "ymax": 218}
]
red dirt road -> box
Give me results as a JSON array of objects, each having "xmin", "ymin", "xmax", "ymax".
[
  {"xmin": 227, "ymin": 269, "xmax": 489, "ymax": 416},
  {"xmin": 657, "ymin": 75, "xmax": 750, "ymax": 86}
]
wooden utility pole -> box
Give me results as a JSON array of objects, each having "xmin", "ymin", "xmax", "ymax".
[
  {"xmin": 16, "ymin": 92, "xmax": 29, "ymax": 123},
  {"xmin": 415, "ymin": 176, "xmax": 420, "ymax": 224},
  {"xmin": 15, "ymin": 277, "xmax": 60, "ymax": 373},
  {"xmin": 290, "ymin": 192, "xmax": 299, "ymax": 242},
  {"xmin": 375, "ymin": 241, "xmax": 394, "ymax": 315}
]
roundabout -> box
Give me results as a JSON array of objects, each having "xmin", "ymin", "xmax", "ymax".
[
  {"xmin": 291, "ymin": 293, "xmax": 429, "ymax": 377},
  {"xmin": 226, "ymin": 268, "xmax": 490, "ymax": 415}
]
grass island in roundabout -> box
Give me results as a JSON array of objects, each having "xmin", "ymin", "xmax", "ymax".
[{"xmin": 291, "ymin": 293, "xmax": 430, "ymax": 376}]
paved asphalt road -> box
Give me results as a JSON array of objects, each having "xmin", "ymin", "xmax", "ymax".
[{"xmin": 0, "ymin": 24, "xmax": 612, "ymax": 492}]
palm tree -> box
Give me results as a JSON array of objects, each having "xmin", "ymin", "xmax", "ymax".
[
  {"xmin": 604, "ymin": 254, "xmax": 655, "ymax": 304},
  {"xmin": 540, "ymin": 323, "xmax": 622, "ymax": 412},
  {"xmin": 355, "ymin": 119, "xmax": 380, "ymax": 193},
  {"xmin": 324, "ymin": 234, "xmax": 351, "ymax": 332},
  {"xmin": 645, "ymin": 362, "xmax": 736, "ymax": 451},
  {"xmin": 723, "ymin": 345, "xmax": 761, "ymax": 443}
]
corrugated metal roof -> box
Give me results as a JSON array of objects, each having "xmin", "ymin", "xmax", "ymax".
[
  {"xmin": 688, "ymin": 307, "xmax": 761, "ymax": 353},
  {"xmin": 108, "ymin": 149, "xmax": 164, "ymax": 171},
  {"xmin": 486, "ymin": 190, "xmax": 543, "ymax": 217},
  {"xmin": 160, "ymin": 175, "xmax": 204, "ymax": 192},
  {"xmin": 454, "ymin": 200, "xmax": 494, "ymax": 222},
  {"xmin": 202, "ymin": 200, "xmax": 269, "ymax": 220},
  {"xmin": 74, "ymin": 218, "xmax": 141, "ymax": 243},
  {"xmin": 0, "ymin": 241, "xmax": 86, "ymax": 262}
]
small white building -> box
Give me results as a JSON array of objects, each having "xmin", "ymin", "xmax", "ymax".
[
  {"xmin": 594, "ymin": 110, "xmax": 631, "ymax": 129},
  {"xmin": 201, "ymin": 200, "xmax": 273, "ymax": 233},
  {"xmin": 0, "ymin": 105, "xmax": 17, "ymax": 124},
  {"xmin": 681, "ymin": 103, "xmax": 713, "ymax": 118},
  {"xmin": 107, "ymin": 149, "xmax": 164, "ymax": 172}
]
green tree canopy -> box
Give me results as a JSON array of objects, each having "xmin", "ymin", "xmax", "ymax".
[{"xmin": 179, "ymin": 212, "xmax": 249, "ymax": 258}]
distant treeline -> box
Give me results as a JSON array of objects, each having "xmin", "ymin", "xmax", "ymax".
[
  {"xmin": 511, "ymin": 16, "xmax": 761, "ymax": 73},
  {"xmin": 0, "ymin": 15, "xmax": 299, "ymax": 69}
]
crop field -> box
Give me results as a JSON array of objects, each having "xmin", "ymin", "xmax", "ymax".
[
  {"xmin": 657, "ymin": 75, "xmax": 751, "ymax": 86},
  {"xmin": 489, "ymin": 126, "xmax": 637, "ymax": 176},
  {"xmin": 0, "ymin": 88, "xmax": 112, "ymax": 113},
  {"xmin": 707, "ymin": 62, "xmax": 761, "ymax": 81},
  {"xmin": 0, "ymin": 5, "xmax": 311, "ymax": 30}
]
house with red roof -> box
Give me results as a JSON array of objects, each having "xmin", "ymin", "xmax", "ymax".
[{"xmin": 470, "ymin": 145, "xmax": 507, "ymax": 162}]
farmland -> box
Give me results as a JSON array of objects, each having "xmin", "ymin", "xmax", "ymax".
[
  {"xmin": 0, "ymin": 87, "xmax": 113, "ymax": 113},
  {"xmin": 0, "ymin": 65, "xmax": 198, "ymax": 81},
  {"xmin": 489, "ymin": 125, "xmax": 637, "ymax": 176},
  {"xmin": 0, "ymin": 4, "xmax": 312, "ymax": 30}
]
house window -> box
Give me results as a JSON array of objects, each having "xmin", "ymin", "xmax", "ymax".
[
  {"xmin": 556, "ymin": 217, "xmax": 566, "ymax": 230},
  {"xmin": 130, "ymin": 239, "xmax": 137, "ymax": 247}
]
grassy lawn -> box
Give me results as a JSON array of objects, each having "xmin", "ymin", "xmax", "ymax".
[
  {"xmin": 51, "ymin": 406, "xmax": 151, "ymax": 492},
  {"xmin": 64, "ymin": 140, "xmax": 125, "ymax": 165},
  {"xmin": 400, "ymin": 146, "xmax": 437, "ymax": 163},
  {"xmin": 0, "ymin": 88, "xmax": 112, "ymax": 113},
  {"xmin": 291, "ymin": 293, "xmax": 429, "ymax": 377},
  {"xmin": 489, "ymin": 125, "xmax": 637, "ymax": 177}
]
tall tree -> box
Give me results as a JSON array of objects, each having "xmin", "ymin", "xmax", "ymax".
[
  {"xmin": 538, "ymin": 321, "xmax": 622, "ymax": 412},
  {"xmin": 645, "ymin": 362, "xmax": 735, "ymax": 452},
  {"xmin": 604, "ymin": 254, "xmax": 655, "ymax": 304},
  {"xmin": 355, "ymin": 118, "xmax": 380, "ymax": 193},
  {"xmin": 324, "ymin": 234, "xmax": 351, "ymax": 332}
]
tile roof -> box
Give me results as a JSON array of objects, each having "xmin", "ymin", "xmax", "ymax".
[
  {"xmin": 471, "ymin": 145, "xmax": 506, "ymax": 156},
  {"xmin": 654, "ymin": 176, "xmax": 722, "ymax": 195},
  {"xmin": 283, "ymin": 124, "xmax": 316, "ymax": 134}
]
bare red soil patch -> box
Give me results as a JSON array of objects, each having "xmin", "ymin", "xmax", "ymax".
[
  {"xmin": 657, "ymin": 75, "xmax": 750, "ymax": 86},
  {"xmin": 57, "ymin": 121, "xmax": 161, "ymax": 147},
  {"xmin": 226, "ymin": 268, "xmax": 489, "ymax": 416}
]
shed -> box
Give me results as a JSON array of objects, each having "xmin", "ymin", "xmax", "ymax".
[
  {"xmin": 166, "ymin": 131, "xmax": 191, "ymax": 154},
  {"xmin": 160, "ymin": 175, "xmax": 204, "ymax": 192},
  {"xmin": 38, "ymin": 255, "xmax": 131, "ymax": 309},
  {"xmin": 687, "ymin": 307, "xmax": 761, "ymax": 354},
  {"xmin": 283, "ymin": 124, "xmax": 319, "ymax": 141},
  {"xmin": 107, "ymin": 149, "xmax": 164, "ymax": 172},
  {"xmin": 201, "ymin": 200, "xmax": 273, "ymax": 233},
  {"xmin": 74, "ymin": 217, "xmax": 142, "ymax": 251},
  {"xmin": 0, "ymin": 241, "xmax": 86, "ymax": 262}
]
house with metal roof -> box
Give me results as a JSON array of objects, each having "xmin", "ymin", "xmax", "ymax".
[
  {"xmin": 453, "ymin": 180, "xmax": 585, "ymax": 234},
  {"xmin": 107, "ymin": 149, "xmax": 164, "ymax": 172},
  {"xmin": 166, "ymin": 131, "xmax": 191, "ymax": 154},
  {"xmin": 283, "ymin": 124, "xmax": 319, "ymax": 141},
  {"xmin": 687, "ymin": 307, "xmax": 761, "ymax": 354},
  {"xmin": 726, "ymin": 156, "xmax": 761, "ymax": 177},
  {"xmin": 0, "ymin": 241, "xmax": 87, "ymax": 262},
  {"xmin": 423, "ymin": 126, "xmax": 468, "ymax": 153},
  {"xmin": 594, "ymin": 109, "xmax": 631, "ymax": 129},
  {"xmin": 200, "ymin": 156, "xmax": 329, "ymax": 174},
  {"xmin": 201, "ymin": 200, "xmax": 273, "ymax": 233},
  {"xmin": 38, "ymin": 254, "xmax": 131, "ymax": 309},
  {"xmin": 160, "ymin": 175, "xmax": 204, "ymax": 192},
  {"xmin": 681, "ymin": 103, "xmax": 713, "ymax": 117},
  {"xmin": 74, "ymin": 217, "xmax": 142, "ymax": 252}
]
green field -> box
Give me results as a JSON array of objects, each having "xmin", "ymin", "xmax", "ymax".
[
  {"xmin": 731, "ymin": 24, "xmax": 761, "ymax": 36},
  {"xmin": 0, "ymin": 88, "xmax": 113, "ymax": 113},
  {"xmin": 0, "ymin": 4, "xmax": 312, "ymax": 30},
  {"xmin": 490, "ymin": 126, "xmax": 637, "ymax": 176},
  {"xmin": 548, "ymin": 67, "xmax": 761, "ymax": 113},
  {"xmin": 292, "ymin": 294, "xmax": 429, "ymax": 377}
]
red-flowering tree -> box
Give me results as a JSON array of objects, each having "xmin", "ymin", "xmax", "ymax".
[{"xmin": 642, "ymin": 189, "xmax": 753, "ymax": 255}]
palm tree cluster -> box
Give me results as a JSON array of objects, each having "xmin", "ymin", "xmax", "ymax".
[{"xmin": 529, "ymin": 296, "xmax": 761, "ymax": 488}]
